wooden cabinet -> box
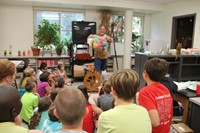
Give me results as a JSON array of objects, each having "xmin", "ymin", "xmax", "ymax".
[{"xmin": 134, "ymin": 53, "xmax": 200, "ymax": 89}]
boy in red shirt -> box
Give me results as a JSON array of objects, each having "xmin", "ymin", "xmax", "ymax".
[{"xmin": 137, "ymin": 58, "xmax": 173, "ymax": 133}]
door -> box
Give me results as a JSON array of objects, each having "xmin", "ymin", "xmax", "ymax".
[{"xmin": 171, "ymin": 14, "xmax": 196, "ymax": 49}]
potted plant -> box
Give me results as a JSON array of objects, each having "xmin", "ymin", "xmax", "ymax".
[
  {"xmin": 35, "ymin": 19, "xmax": 61, "ymax": 56},
  {"xmin": 65, "ymin": 38, "xmax": 72, "ymax": 56},
  {"xmin": 31, "ymin": 43, "xmax": 41, "ymax": 56},
  {"xmin": 55, "ymin": 35, "xmax": 63, "ymax": 56},
  {"xmin": 54, "ymin": 35, "xmax": 71, "ymax": 56}
]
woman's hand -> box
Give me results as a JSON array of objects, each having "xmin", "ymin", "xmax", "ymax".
[{"xmin": 106, "ymin": 36, "xmax": 113, "ymax": 43}]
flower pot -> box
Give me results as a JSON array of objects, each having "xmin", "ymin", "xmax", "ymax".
[
  {"xmin": 56, "ymin": 48, "xmax": 62, "ymax": 56},
  {"xmin": 31, "ymin": 48, "xmax": 40, "ymax": 56}
]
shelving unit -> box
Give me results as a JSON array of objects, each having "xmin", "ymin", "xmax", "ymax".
[
  {"xmin": 0, "ymin": 55, "xmax": 71, "ymax": 76},
  {"xmin": 106, "ymin": 57, "xmax": 114, "ymax": 72},
  {"xmin": 180, "ymin": 55, "xmax": 200, "ymax": 82},
  {"xmin": 135, "ymin": 53, "xmax": 200, "ymax": 89}
]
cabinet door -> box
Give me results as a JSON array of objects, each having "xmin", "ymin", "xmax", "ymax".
[{"xmin": 188, "ymin": 102, "xmax": 200, "ymax": 133}]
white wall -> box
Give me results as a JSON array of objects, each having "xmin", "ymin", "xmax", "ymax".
[
  {"xmin": 144, "ymin": 14, "xmax": 151, "ymax": 39},
  {"xmin": 151, "ymin": 0, "xmax": 200, "ymax": 48},
  {"xmin": 0, "ymin": 5, "xmax": 34, "ymax": 56},
  {"xmin": 0, "ymin": 5, "xmax": 102, "ymax": 56}
]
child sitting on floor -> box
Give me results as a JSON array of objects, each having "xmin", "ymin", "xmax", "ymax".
[
  {"xmin": 18, "ymin": 67, "xmax": 35, "ymax": 98},
  {"xmin": 57, "ymin": 64, "xmax": 72, "ymax": 85},
  {"xmin": 54, "ymin": 88, "xmax": 87, "ymax": 133},
  {"xmin": 29, "ymin": 96, "xmax": 52, "ymax": 130},
  {"xmin": 93, "ymin": 80, "xmax": 108, "ymax": 104},
  {"xmin": 41, "ymin": 105, "xmax": 62, "ymax": 133},
  {"xmin": 37, "ymin": 72, "xmax": 52, "ymax": 98},
  {"xmin": 78, "ymin": 85, "xmax": 102, "ymax": 133},
  {"xmin": 36, "ymin": 62, "xmax": 48, "ymax": 81},
  {"xmin": 97, "ymin": 80, "xmax": 114, "ymax": 111},
  {"xmin": 20, "ymin": 81, "xmax": 39, "ymax": 124},
  {"xmin": 57, "ymin": 78, "xmax": 65, "ymax": 90},
  {"xmin": 50, "ymin": 88, "xmax": 61, "ymax": 103}
]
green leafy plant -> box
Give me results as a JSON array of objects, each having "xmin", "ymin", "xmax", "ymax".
[
  {"xmin": 55, "ymin": 36, "xmax": 71, "ymax": 49},
  {"xmin": 54, "ymin": 35, "xmax": 72, "ymax": 55},
  {"xmin": 131, "ymin": 33, "xmax": 144, "ymax": 53},
  {"xmin": 35, "ymin": 19, "xmax": 61, "ymax": 47}
]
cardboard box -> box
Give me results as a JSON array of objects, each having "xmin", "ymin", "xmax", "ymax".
[{"xmin": 171, "ymin": 123, "xmax": 193, "ymax": 133}]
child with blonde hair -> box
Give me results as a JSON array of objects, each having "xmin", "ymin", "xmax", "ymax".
[
  {"xmin": 20, "ymin": 67, "xmax": 35, "ymax": 88},
  {"xmin": 19, "ymin": 67, "xmax": 36, "ymax": 97}
]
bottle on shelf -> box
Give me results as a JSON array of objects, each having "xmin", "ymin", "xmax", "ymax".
[
  {"xmin": 9, "ymin": 45, "xmax": 12, "ymax": 56},
  {"xmin": 27, "ymin": 50, "xmax": 31, "ymax": 56},
  {"xmin": 18, "ymin": 50, "xmax": 21, "ymax": 56},
  {"xmin": 23, "ymin": 50, "xmax": 26, "ymax": 56},
  {"xmin": 4, "ymin": 50, "xmax": 7, "ymax": 56},
  {"xmin": 9, "ymin": 50, "xmax": 12, "ymax": 56}
]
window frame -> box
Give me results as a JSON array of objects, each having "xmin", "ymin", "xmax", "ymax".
[
  {"xmin": 33, "ymin": 8, "xmax": 85, "ymax": 42},
  {"xmin": 110, "ymin": 13, "xmax": 145, "ymax": 43}
]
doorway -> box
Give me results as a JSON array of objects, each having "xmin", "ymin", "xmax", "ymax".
[{"xmin": 171, "ymin": 14, "xmax": 196, "ymax": 49}]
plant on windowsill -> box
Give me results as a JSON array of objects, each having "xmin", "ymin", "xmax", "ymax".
[
  {"xmin": 31, "ymin": 42, "xmax": 41, "ymax": 56},
  {"xmin": 35, "ymin": 19, "xmax": 61, "ymax": 56},
  {"xmin": 54, "ymin": 35, "xmax": 72, "ymax": 56}
]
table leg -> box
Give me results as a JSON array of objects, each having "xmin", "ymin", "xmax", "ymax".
[{"xmin": 172, "ymin": 93, "xmax": 189, "ymax": 124}]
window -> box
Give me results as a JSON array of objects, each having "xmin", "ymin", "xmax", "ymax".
[
  {"xmin": 110, "ymin": 15, "xmax": 144, "ymax": 45},
  {"xmin": 132, "ymin": 16, "xmax": 144, "ymax": 45},
  {"xmin": 110, "ymin": 15, "xmax": 125, "ymax": 42},
  {"xmin": 35, "ymin": 11, "xmax": 84, "ymax": 40}
]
